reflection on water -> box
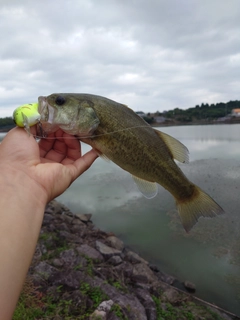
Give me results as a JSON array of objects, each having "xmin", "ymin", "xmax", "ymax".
[{"xmin": 1, "ymin": 125, "xmax": 240, "ymax": 315}]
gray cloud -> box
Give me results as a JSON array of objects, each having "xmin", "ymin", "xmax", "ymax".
[{"xmin": 0, "ymin": 0, "xmax": 240, "ymax": 117}]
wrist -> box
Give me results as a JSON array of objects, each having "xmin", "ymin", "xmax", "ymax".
[{"xmin": 0, "ymin": 166, "xmax": 48, "ymax": 209}]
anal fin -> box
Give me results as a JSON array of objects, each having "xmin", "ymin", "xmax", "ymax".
[{"xmin": 132, "ymin": 175, "xmax": 158, "ymax": 199}]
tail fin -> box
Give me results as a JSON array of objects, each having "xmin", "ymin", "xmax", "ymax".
[{"xmin": 176, "ymin": 186, "xmax": 224, "ymax": 232}]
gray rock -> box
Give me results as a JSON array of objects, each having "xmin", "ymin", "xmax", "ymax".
[
  {"xmin": 162, "ymin": 288, "xmax": 181, "ymax": 304},
  {"xmin": 56, "ymin": 222, "xmax": 69, "ymax": 232},
  {"xmin": 58, "ymin": 231, "xmax": 83, "ymax": 244},
  {"xmin": 52, "ymin": 258, "xmax": 64, "ymax": 268},
  {"xmin": 95, "ymin": 241, "xmax": 121, "ymax": 258},
  {"xmin": 184, "ymin": 280, "xmax": 196, "ymax": 292},
  {"xmin": 59, "ymin": 249, "xmax": 77, "ymax": 267},
  {"xmin": 49, "ymin": 270, "xmax": 82, "ymax": 289},
  {"xmin": 125, "ymin": 250, "xmax": 148, "ymax": 264},
  {"xmin": 34, "ymin": 261, "xmax": 58, "ymax": 280},
  {"xmin": 60, "ymin": 214, "xmax": 73, "ymax": 224},
  {"xmin": 42, "ymin": 213, "xmax": 54, "ymax": 225},
  {"xmin": 108, "ymin": 256, "xmax": 123, "ymax": 266},
  {"xmin": 71, "ymin": 218, "xmax": 86, "ymax": 226},
  {"xmin": 107, "ymin": 236, "xmax": 124, "ymax": 251},
  {"xmin": 135, "ymin": 288, "xmax": 157, "ymax": 320},
  {"xmin": 114, "ymin": 261, "xmax": 133, "ymax": 278},
  {"xmin": 157, "ymin": 271, "xmax": 175, "ymax": 285},
  {"xmin": 132, "ymin": 263, "xmax": 158, "ymax": 284},
  {"xmin": 39, "ymin": 243, "xmax": 47, "ymax": 255},
  {"xmin": 46, "ymin": 200, "xmax": 64, "ymax": 215},
  {"xmin": 77, "ymin": 213, "xmax": 92, "ymax": 222},
  {"xmin": 97, "ymin": 299, "xmax": 114, "ymax": 312},
  {"xmin": 107, "ymin": 312, "xmax": 120, "ymax": 320},
  {"xmin": 76, "ymin": 244, "xmax": 104, "ymax": 262},
  {"xmin": 90, "ymin": 310, "xmax": 106, "ymax": 320}
]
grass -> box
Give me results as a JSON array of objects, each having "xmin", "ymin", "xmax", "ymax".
[
  {"xmin": 13, "ymin": 277, "xmax": 109, "ymax": 320},
  {"xmin": 151, "ymin": 295, "xmax": 225, "ymax": 320}
]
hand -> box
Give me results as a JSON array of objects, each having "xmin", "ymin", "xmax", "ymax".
[
  {"xmin": 0, "ymin": 126, "xmax": 98, "ymax": 319},
  {"xmin": 0, "ymin": 127, "xmax": 98, "ymax": 204}
]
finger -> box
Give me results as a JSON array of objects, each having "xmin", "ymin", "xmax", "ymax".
[
  {"xmin": 39, "ymin": 129, "xmax": 66, "ymax": 157},
  {"xmin": 69, "ymin": 149, "xmax": 98, "ymax": 180},
  {"xmin": 63, "ymin": 134, "xmax": 81, "ymax": 161},
  {"xmin": 39, "ymin": 134, "xmax": 56, "ymax": 157}
]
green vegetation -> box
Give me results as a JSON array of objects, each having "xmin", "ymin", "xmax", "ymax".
[
  {"xmin": 39, "ymin": 232, "xmax": 70, "ymax": 260},
  {"xmin": 151, "ymin": 294, "xmax": 224, "ymax": 320},
  {"xmin": 13, "ymin": 278, "xmax": 109, "ymax": 320},
  {"xmin": 158, "ymin": 100, "xmax": 240, "ymax": 122},
  {"xmin": 0, "ymin": 117, "xmax": 15, "ymax": 130},
  {"xmin": 80, "ymin": 282, "xmax": 108, "ymax": 307},
  {"xmin": 110, "ymin": 303, "xmax": 128, "ymax": 320}
]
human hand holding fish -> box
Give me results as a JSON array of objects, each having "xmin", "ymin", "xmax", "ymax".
[
  {"xmin": 0, "ymin": 125, "xmax": 98, "ymax": 318},
  {"xmin": 13, "ymin": 93, "xmax": 224, "ymax": 232}
]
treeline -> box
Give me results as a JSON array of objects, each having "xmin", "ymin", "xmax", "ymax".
[
  {"xmin": 155, "ymin": 100, "xmax": 240, "ymax": 123},
  {"xmin": 0, "ymin": 117, "xmax": 14, "ymax": 128},
  {"xmin": 1, "ymin": 100, "xmax": 240, "ymax": 129}
]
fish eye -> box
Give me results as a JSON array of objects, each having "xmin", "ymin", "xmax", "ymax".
[{"xmin": 55, "ymin": 96, "xmax": 66, "ymax": 106}]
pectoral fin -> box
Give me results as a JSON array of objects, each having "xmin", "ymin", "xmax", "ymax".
[
  {"xmin": 132, "ymin": 175, "xmax": 158, "ymax": 199},
  {"xmin": 154, "ymin": 129, "xmax": 189, "ymax": 164}
]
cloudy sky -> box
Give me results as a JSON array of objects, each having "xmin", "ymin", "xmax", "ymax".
[{"xmin": 0, "ymin": 0, "xmax": 239, "ymax": 117}]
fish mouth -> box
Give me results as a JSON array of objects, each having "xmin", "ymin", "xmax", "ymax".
[{"xmin": 38, "ymin": 96, "xmax": 56, "ymax": 124}]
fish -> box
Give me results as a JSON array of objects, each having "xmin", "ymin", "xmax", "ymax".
[{"xmin": 36, "ymin": 93, "xmax": 224, "ymax": 231}]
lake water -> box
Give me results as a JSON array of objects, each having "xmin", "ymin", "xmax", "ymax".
[{"xmin": 1, "ymin": 124, "xmax": 240, "ymax": 315}]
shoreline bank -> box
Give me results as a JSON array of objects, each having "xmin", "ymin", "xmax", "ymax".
[{"xmin": 14, "ymin": 200, "xmax": 239, "ymax": 319}]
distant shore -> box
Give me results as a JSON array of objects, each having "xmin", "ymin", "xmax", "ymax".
[{"xmin": 1, "ymin": 117, "xmax": 240, "ymax": 134}]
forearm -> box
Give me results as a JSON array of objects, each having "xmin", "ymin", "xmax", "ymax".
[{"xmin": 0, "ymin": 171, "xmax": 47, "ymax": 319}]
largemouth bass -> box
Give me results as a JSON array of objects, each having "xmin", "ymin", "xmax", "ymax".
[{"xmin": 37, "ymin": 93, "xmax": 224, "ymax": 231}]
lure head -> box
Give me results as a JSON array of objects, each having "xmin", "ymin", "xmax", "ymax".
[{"xmin": 13, "ymin": 103, "xmax": 40, "ymax": 128}]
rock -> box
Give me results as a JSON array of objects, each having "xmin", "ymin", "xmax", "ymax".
[
  {"xmin": 58, "ymin": 230, "xmax": 83, "ymax": 244},
  {"xmin": 56, "ymin": 222, "xmax": 70, "ymax": 232},
  {"xmin": 77, "ymin": 213, "xmax": 92, "ymax": 222},
  {"xmin": 157, "ymin": 271, "xmax": 175, "ymax": 285},
  {"xmin": 149, "ymin": 264, "xmax": 160, "ymax": 272},
  {"xmin": 107, "ymin": 312, "xmax": 120, "ymax": 320},
  {"xmin": 52, "ymin": 258, "xmax": 64, "ymax": 268},
  {"xmin": 42, "ymin": 213, "xmax": 54, "ymax": 225},
  {"xmin": 132, "ymin": 263, "xmax": 158, "ymax": 284},
  {"xmin": 59, "ymin": 249, "xmax": 77, "ymax": 268},
  {"xmin": 97, "ymin": 299, "xmax": 114, "ymax": 312},
  {"xmin": 125, "ymin": 250, "xmax": 148, "ymax": 264},
  {"xmin": 108, "ymin": 256, "xmax": 123, "ymax": 266},
  {"xmin": 114, "ymin": 261, "xmax": 133, "ymax": 278},
  {"xmin": 90, "ymin": 310, "xmax": 106, "ymax": 320},
  {"xmin": 71, "ymin": 218, "xmax": 86, "ymax": 226},
  {"xmin": 162, "ymin": 287, "xmax": 182, "ymax": 304},
  {"xmin": 76, "ymin": 244, "xmax": 104, "ymax": 262},
  {"xmin": 135, "ymin": 288, "xmax": 157, "ymax": 320},
  {"xmin": 34, "ymin": 261, "xmax": 58, "ymax": 281},
  {"xmin": 107, "ymin": 236, "xmax": 124, "ymax": 251},
  {"xmin": 45, "ymin": 200, "xmax": 63, "ymax": 215},
  {"xmin": 184, "ymin": 280, "xmax": 196, "ymax": 292},
  {"xmin": 95, "ymin": 240, "xmax": 122, "ymax": 258},
  {"xmin": 49, "ymin": 270, "xmax": 83, "ymax": 290}
]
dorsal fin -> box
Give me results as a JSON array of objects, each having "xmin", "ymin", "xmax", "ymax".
[{"xmin": 154, "ymin": 129, "xmax": 189, "ymax": 164}]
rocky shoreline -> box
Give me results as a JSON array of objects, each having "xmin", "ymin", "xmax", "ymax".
[{"xmin": 15, "ymin": 200, "xmax": 239, "ymax": 320}]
